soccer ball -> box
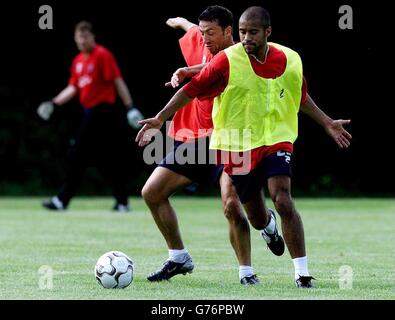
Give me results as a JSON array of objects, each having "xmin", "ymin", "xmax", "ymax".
[{"xmin": 95, "ymin": 251, "xmax": 134, "ymax": 288}]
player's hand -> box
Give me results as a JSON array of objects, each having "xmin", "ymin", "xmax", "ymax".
[
  {"xmin": 325, "ymin": 119, "xmax": 352, "ymax": 148},
  {"xmin": 166, "ymin": 17, "xmax": 188, "ymax": 29},
  {"xmin": 37, "ymin": 101, "xmax": 54, "ymax": 120},
  {"xmin": 127, "ymin": 105, "xmax": 144, "ymax": 129},
  {"xmin": 165, "ymin": 68, "xmax": 189, "ymax": 88},
  {"xmin": 135, "ymin": 117, "xmax": 164, "ymax": 147},
  {"xmin": 166, "ymin": 17, "xmax": 196, "ymax": 32}
]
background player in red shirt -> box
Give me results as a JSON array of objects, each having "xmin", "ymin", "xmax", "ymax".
[{"xmin": 37, "ymin": 21, "xmax": 144, "ymax": 212}]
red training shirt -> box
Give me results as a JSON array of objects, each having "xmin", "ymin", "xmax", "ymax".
[
  {"xmin": 168, "ymin": 26, "xmax": 214, "ymax": 142},
  {"xmin": 183, "ymin": 44, "xmax": 307, "ymax": 104},
  {"xmin": 69, "ymin": 44, "xmax": 121, "ymax": 109}
]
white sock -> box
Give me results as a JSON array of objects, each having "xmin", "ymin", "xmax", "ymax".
[
  {"xmin": 263, "ymin": 212, "xmax": 276, "ymax": 234},
  {"xmin": 292, "ymin": 256, "xmax": 310, "ymax": 279},
  {"xmin": 239, "ymin": 265, "xmax": 254, "ymax": 280},
  {"xmin": 169, "ymin": 249, "xmax": 189, "ymax": 263}
]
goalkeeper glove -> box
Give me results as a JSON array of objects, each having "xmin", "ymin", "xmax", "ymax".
[
  {"xmin": 127, "ymin": 104, "xmax": 144, "ymax": 129},
  {"xmin": 37, "ymin": 101, "xmax": 55, "ymax": 120}
]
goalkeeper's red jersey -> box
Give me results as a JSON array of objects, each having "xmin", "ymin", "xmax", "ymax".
[
  {"xmin": 167, "ymin": 26, "xmax": 214, "ymax": 142},
  {"xmin": 69, "ymin": 45, "xmax": 122, "ymax": 109}
]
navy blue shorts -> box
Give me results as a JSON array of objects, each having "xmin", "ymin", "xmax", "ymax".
[
  {"xmin": 230, "ymin": 150, "xmax": 292, "ymax": 203},
  {"xmin": 159, "ymin": 138, "xmax": 223, "ymax": 192}
]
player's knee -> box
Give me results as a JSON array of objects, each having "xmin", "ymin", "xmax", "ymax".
[
  {"xmin": 272, "ymin": 191, "xmax": 294, "ymax": 217},
  {"xmin": 141, "ymin": 184, "xmax": 151, "ymax": 202},
  {"xmin": 141, "ymin": 182, "xmax": 161, "ymax": 205},
  {"xmin": 223, "ymin": 196, "xmax": 244, "ymax": 223}
]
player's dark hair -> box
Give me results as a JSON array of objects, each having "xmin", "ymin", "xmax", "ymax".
[
  {"xmin": 198, "ymin": 5, "xmax": 233, "ymax": 29},
  {"xmin": 75, "ymin": 21, "xmax": 94, "ymax": 34},
  {"xmin": 240, "ymin": 6, "xmax": 271, "ymax": 29}
]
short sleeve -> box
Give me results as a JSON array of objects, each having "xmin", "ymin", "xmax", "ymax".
[
  {"xmin": 68, "ymin": 58, "xmax": 78, "ymax": 86},
  {"xmin": 179, "ymin": 26, "xmax": 212, "ymax": 66},
  {"xmin": 183, "ymin": 51, "xmax": 229, "ymax": 100}
]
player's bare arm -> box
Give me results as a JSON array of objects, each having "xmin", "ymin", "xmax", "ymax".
[
  {"xmin": 37, "ymin": 85, "xmax": 78, "ymax": 120},
  {"xmin": 166, "ymin": 17, "xmax": 196, "ymax": 32},
  {"xmin": 114, "ymin": 77, "xmax": 145, "ymax": 129},
  {"xmin": 135, "ymin": 89, "xmax": 192, "ymax": 146},
  {"xmin": 114, "ymin": 77, "xmax": 133, "ymax": 107},
  {"xmin": 300, "ymin": 94, "xmax": 352, "ymax": 149},
  {"xmin": 165, "ymin": 63, "xmax": 207, "ymax": 88},
  {"xmin": 52, "ymin": 85, "xmax": 78, "ymax": 106}
]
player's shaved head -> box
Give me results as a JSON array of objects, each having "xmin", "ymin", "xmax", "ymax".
[{"xmin": 240, "ymin": 6, "xmax": 271, "ymax": 29}]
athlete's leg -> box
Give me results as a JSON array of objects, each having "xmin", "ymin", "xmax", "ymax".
[
  {"xmin": 57, "ymin": 106, "xmax": 97, "ymax": 208},
  {"xmin": 219, "ymin": 172, "xmax": 251, "ymax": 266},
  {"xmin": 229, "ymin": 166, "xmax": 285, "ymax": 257},
  {"xmin": 141, "ymin": 166, "xmax": 192, "ymax": 249},
  {"xmin": 56, "ymin": 152, "xmax": 87, "ymax": 208},
  {"xmin": 267, "ymin": 175, "xmax": 313, "ymax": 287},
  {"xmin": 242, "ymin": 190, "xmax": 271, "ymax": 230},
  {"xmin": 54, "ymin": 120, "xmax": 91, "ymax": 209},
  {"xmin": 267, "ymin": 175, "xmax": 305, "ymax": 258},
  {"xmin": 98, "ymin": 161, "xmax": 129, "ymax": 207},
  {"xmin": 101, "ymin": 104, "xmax": 130, "ymax": 208},
  {"xmin": 142, "ymin": 166, "xmax": 196, "ymax": 281}
]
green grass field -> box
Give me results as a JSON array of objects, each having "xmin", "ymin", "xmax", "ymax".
[{"xmin": 0, "ymin": 197, "xmax": 394, "ymax": 300}]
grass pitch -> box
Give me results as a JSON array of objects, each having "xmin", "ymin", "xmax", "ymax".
[{"xmin": 0, "ymin": 197, "xmax": 394, "ymax": 300}]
